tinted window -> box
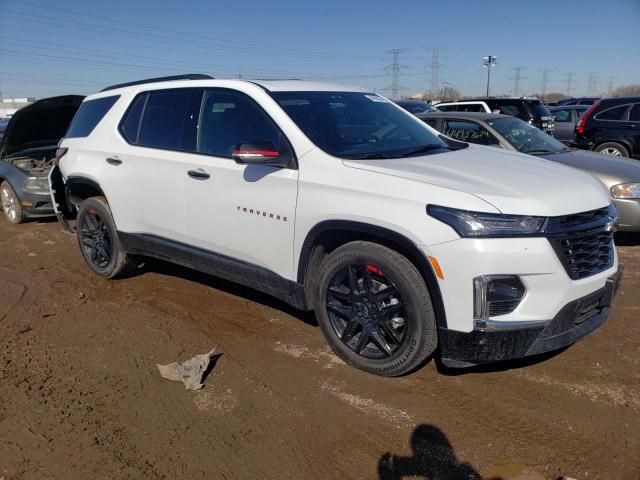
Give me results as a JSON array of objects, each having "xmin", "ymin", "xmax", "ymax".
[
  {"xmin": 629, "ymin": 104, "xmax": 640, "ymax": 122},
  {"xmin": 138, "ymin": 89, "xmax": 193, "ymax": 150},
  {"xmin": 443, "ymin": 120, "xmax": 500, "ymax": 146},
  {"xmin": 120, "ymin": 93, "xmax": 147, "ymax": 144},
  {"xmin": 435, "ymin": 104, "xmax": 456, "ymax": 112},
  {"xmin": 273, "ymin": 92, "xmax": 447, "ymax": 159},
  {"xmin": 551, "ymin": 109, "xmax": 572, "ymax": 122},
  {"xmin": 576, "ymin": 106, "xmax": 589, "ymax": 120},
  {"xmin": 197, "ymin": 89, "xmax": 291, "ymax": 160},
  {"xmin": 457, "ymin": 104, "xmax": 485, "ymax": 113},
  {"xmin": 66, "ymin": 96, "xmax": 119, "ymax": 138},
  {"xmin": 595, "ymin": 105, "xmax": 629, "ymax": 121}
]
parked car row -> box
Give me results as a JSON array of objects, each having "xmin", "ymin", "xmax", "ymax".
[{"xmin": 0, "ymin": 75, "xmax": 628, "ymax": 377}]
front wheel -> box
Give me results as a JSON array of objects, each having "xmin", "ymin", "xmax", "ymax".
[
  {"xmin": 0, "ymin": 181, "xmax": 24, "ymax": 224},
  {"xmin": 76, "ymin": 196, "xmax": 133, "ymax": 278},
  {"xmin": 314, "ymin": 241, "xmax": 437, "ymax": 376}
]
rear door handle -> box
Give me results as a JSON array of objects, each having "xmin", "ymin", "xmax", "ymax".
[
  {"xmin": 106, "ymin": 157, "xmax": 122, "ymax": 166},
  {"xmin": 188, "ymin": 169, "xmax": 210, "ymax": 180}
]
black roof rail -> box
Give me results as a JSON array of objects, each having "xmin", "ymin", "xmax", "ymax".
[{"xmin": 100, "ymin": 74, "xmax": 214, "ymax": 92}]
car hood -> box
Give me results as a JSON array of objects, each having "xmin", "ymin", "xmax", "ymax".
[
  {"xmin": 0, "ymin": 95, "xmax": 84, "ymax": 158},
  {"xmin": 542, "ymin": 149, "xmax": 640, "ymax": 188},
  {"xmin": 342, "ymin": 144, "xmax": 610, "ymax": 216}
]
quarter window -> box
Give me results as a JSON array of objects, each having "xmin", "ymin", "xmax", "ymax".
[
  {"xmin": 66, "ymin": 95, "xmax": 119, "ymax": 138},
  {"xmin": 120, "ymin": 93, "xmax": 147, "ymax": 144},
  {"xmin": 137, "ymin": 89, "xmax": 193, "ymax": 150},
  {"xmin": 629, "ymin": 104, "xmax": 640, "ymax": 122},
  {"xmin": 595, "ymin": 105, "xmax": 629, "ymax": 121},
  {"xmin": 552, "ymin": 109, "xmax": 571, "ymax": 122},
  {"xmin": 196, "ymin": 89, "xmax": 292, "ymax": 161}
]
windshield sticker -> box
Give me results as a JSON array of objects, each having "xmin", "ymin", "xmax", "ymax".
[
  {"xmin": 365, "ymin": 94, "xmax": 388, "ymax": 103},
  {"xmin": 446, "ymin": 129, "xmax": 489, "ymax": 141}
]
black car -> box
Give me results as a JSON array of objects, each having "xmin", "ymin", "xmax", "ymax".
[
  {"xmin": 574, "ymin": 97, "xmax": 640, "ymax": 159},
  {"xmin": 549, "ymin": 97, "xmax": 600, "ymax": 107},
  {"xmin": 549, "ymin": 105, "xmax": 589, "ymax": 145},
  {"xmin": 0, "ymin": 95, "xmax": 83, "ymax": 223},
  {"xmin": 435, "ymin": 97, "xmax": 554, "ymax": 135},
  {"xmin": 394, "ymin": 99, "xmax": 439, "ymax": 114}
]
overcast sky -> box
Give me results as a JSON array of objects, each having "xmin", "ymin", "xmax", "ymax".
[{"xmin": 1, "ymin": 0, "xmax": 639, "ymax": 99}]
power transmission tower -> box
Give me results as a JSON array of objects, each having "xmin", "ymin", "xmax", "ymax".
[
  {"xmin": 383, "ymin": 48, "xmax": 409, "ymax": 99},
  {"xmin": 425, "ymin": 46, "xmax": 446, "ymax": 99},
  {"xmin": 511, "ymin": 67, "xmax": 527, "ymax": 96},
  {"xmin": 565, "ymin": 72, "xmax": 575, "ymax": 96},
  {"xmin": 586, "ymin": 73, "xmax": 597, "ymax": 96},
  {"xmin": 540, "ymin": 69, "xmax": 551, "ymax": 99}
]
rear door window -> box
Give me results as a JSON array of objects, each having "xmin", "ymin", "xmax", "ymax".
[
  {"xmin": 66, "ymin": 95, "xmax": 119, "ymax": 138},
  {"xmin": 595, "ymin": 105, "xmax": 629, "ymax": 121},
  {"xmin": 443, "ymin": 120, "xmax": 500, "ymax": 145},
  {"xmin": 138, "ymin": 89, "xmax": 193, "ymax": 150},
  {"xmin": 457, "ymin": 104, "xmax": 485, "ymax": 112},
  {"xmin": 435, "ymin": 104, "xmax": 456, "ymax": 112}
]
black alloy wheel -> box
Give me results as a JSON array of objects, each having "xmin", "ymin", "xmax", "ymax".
[{"xmin": 326, "ymin": 264, "xmax": 407, "ymax": 359}]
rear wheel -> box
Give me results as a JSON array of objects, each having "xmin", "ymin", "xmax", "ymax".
[
  {"xmin": 595, "ymin": 142, "xmax": 629, "ymax": 158},
  {"xmin": 76, "ymin": 196, "xmax": 133, "ymax": 278},
  {"xmin": 314, "ymin": 241, "xmax": 437, "ymax": 376},
  {"xmin": 0, "ymin": 181, "xmax": 24, "ymax": 224}
]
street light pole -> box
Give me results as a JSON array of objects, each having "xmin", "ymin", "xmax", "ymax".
[{"xmin": 483, "ymin": 55, "xmax": 497, "ymax": 97}]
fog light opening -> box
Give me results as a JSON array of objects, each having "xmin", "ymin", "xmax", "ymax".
[{"xmin": 473, "ymin": 275, "xmax": 526, "ymax": 327}]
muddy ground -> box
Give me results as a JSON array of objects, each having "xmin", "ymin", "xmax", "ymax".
[{"xmin": 0, "ymin": 219, "xmax": 638, "ymax": 480}]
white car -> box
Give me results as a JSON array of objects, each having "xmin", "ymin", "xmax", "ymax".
[{"xmin": 50, "ymin": 75, "xmax": 622, "ymax": 376}]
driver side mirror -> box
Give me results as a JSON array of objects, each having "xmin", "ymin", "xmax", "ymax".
[{"xmin": 232, "ymin": 141, "xmax": 288, "ymax": 168}]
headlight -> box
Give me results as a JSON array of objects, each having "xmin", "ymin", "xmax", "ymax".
[
  {"xmin": 611, "ymin": 183, "xmax": 640, "ymax": 200},
  {"xmin": 23, "ymin": 177, "xmax": 50, "ymax": 194},
  {"xmin": 427, "ymin": 205, "xmax": 546, "ymax": 237}
]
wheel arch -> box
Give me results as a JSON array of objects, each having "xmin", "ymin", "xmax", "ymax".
[
  {"xmin": 65, "ymin": 176, "xmax": 108, "ymax": 211},
  {"xmin": 297, "ymin": 220, "xmax": 448, "ymax": 328},
  {"xmin": 594, "ymin": 138, "xmax": 633, "ymax": 154}
]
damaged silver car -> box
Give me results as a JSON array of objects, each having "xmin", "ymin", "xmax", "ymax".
[{"xmin": 0, "ymin": 95, "xmax": 83, "ymax": 223}]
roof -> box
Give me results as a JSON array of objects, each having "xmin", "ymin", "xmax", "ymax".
[
  {"xmin": 417, "ymin": 111, "xmax": 508, "ymax": 121},
  {"xmin": 250, "ymin": 80, "xmax": 370, "ymax": 93}
]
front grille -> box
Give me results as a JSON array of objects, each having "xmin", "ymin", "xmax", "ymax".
[
  {"xmin": 489, "ymin": 300, "xmax": 521, "ymax": 317},
  {"xmin": 548, "ymin": 206, "xmax": 615, "ymax": 280}
]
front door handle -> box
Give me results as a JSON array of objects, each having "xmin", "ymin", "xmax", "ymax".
[
  {"xmin": 188, "ymin": 169, "xmax": 210, "ymax": 180},
  {"xmin": 106, "ymin": 157, "xmax": 122, "ymax": 166}
]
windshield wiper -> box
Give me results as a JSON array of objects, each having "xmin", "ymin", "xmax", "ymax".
[
  {"xmin": 399, "ymin": 144, "xmax": 450, "ymax": 157},
  {"xmin": 344, "ymin": 152, "xmax": 399, "ymax": 160},
  {"xmin": 525, "ymin": 149, "xmax": 553, "ymax": 155}
]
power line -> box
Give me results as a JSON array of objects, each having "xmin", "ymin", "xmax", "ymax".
[
  {"xmin": 383, "ymin": 49, "xmax": 409, "ymax": 100},
  {"xmin": 511, "ymin": 67, "xmax": 527, "ymax": 96}
]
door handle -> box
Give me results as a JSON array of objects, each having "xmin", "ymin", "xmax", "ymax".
[
  {"xmin": 188, "ymin": 169, "xmax": 210, "ymax": 180},
  {"xmin": 106, "ymin": 157, "xmax": 122, "ymax": 166}
]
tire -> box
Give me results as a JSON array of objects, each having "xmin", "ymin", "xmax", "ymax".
[
  {"xmin": 76, "ymin": 196, "xmax": 133, "ymax": 278},
  {"xmin": 0, "ymin": 181, "xmax": 24, "ymax": 224},
  {"xmin": 595, "ymin": 142, "xmax": 629, "ymax": 158},
  {"xmin": 314, "ymin": 241, "xmax": 437, "ymax": 377}
]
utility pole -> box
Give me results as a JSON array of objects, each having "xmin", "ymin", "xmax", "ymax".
[
  {"xmin": 383, "ymin": 48, "xmax": 409, "ymax": 99},
  {"xmin": 482, "ymin": 55, "xmax": 497, "ymax": 97},
  {"xmin": 607, "ymin": 77, "xmax": 615, "ymax": 95},
  {"xmin": 540, "ymin": 69, "xmax": 551, "ymax": 99},
  {"xmin": 565, "ymin": 72, "xmax": 575, "ymax": 96},
  {"xmin": 426, "ymin": 46, "xmax": 446, "ymax": 99},
  {"xmin": 511, "ymin": 67, "xmax": 526, "ymax": 96},
  {"xmin": 237, "ymin": 68, "xmax": 243, "ymax": 79},
  {"xmin": 586, "ymin": 72, "xmax": 597, "ymax": 96}
]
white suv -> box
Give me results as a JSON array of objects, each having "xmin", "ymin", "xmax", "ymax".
[{"xmin": 50, "ymin": 75, "xmax": 622, "ymax": 376}]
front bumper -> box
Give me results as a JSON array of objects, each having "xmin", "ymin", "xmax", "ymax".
[
  {"xmin": 20, "ymin": 190, "xmax": 55, "ymax": 218},
  {"xmin": 439, "ymin": 267, "xmax": 622, "ymax": 367},
  {"xmin": 613, "ymin": 198, "xmax": 640, "ymax": 232}
]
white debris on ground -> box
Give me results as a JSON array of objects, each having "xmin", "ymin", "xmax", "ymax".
[{"xmin": 157, "ymin": 348, "xmax": 217, "ymax": 390}]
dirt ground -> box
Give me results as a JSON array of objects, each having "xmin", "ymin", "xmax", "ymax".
[{"xmin": 0, "ymin": 219, "xmax": 638, "ymax": 480}]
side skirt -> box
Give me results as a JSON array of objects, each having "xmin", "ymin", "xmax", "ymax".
[{"xmin": 118, "ymin": 232, "xmax": 308, "ymax": 310}]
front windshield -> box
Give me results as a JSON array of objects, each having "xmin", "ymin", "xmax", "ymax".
[
  {"xmin": 487, "ymin": 117, "xmax": 567, "ymax": 154},
  {"xmin": 271, "ymin": 91, "xmax": 447, "ymax": 159}
]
